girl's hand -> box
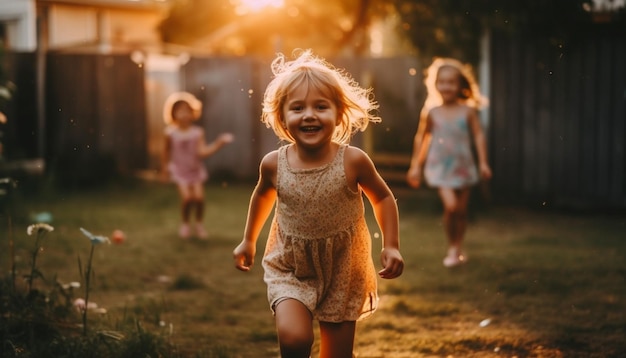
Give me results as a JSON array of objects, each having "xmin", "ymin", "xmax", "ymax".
[
  {"xmin": 378, "ymin": 248, "xmax": 404, "ymax": 279},
  {"xmin": 218, "ymin": 133, "xmax": 235, "ymax": 144},
  {"xmin": 233, "ymin": 240, "xmax": 256, "ymax": 272},
  {"xmin": 199, "ymin": 132, "xmax": 235, "ymax": 157},
  {"xmin": 406, "ymin": 166, "xmax": 421, "ymax": 188},
  {"xmin": 479, "ymin": 162, "xmax": 492, "ymax": 181}
]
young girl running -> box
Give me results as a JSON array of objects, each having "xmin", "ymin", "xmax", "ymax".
[
  {"xmin": 233, "ymin": 50, "xmax": 404, "ymax": 358},
  {"xmin": 162, "ymin": 91, "xmax": 234, "ymax": 239},
  {"xmin": 406, "ymin": 58, "xmax": 492, "ymax": 268}
]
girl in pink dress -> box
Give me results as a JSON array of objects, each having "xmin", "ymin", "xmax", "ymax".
[
  {"xmin": 406, "ymin": 58, "xmax": 492, "ymax": 267},
  {"xmin": 162, "ymin": 92, "xmax": 233, "ymax": 239},
  {"xmin": 233, "ymin": 50, "xmax": 404, "ymax": 358}
]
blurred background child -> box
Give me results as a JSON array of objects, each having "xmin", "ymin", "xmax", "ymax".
[
  {"xmin": 162, "ymin": 91, "xmax": 234, "ymax": 239},
  {"xmin": 406, "ymin": 58, "xmax": 492, "ymax": 268}
]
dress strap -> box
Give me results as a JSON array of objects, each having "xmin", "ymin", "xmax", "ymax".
[
  {"xmin": 278, "ymin": 145, "xmax": 291, "ymax": 171},
  {"xmin": 331, "ymin": 144, "xmax": 347, "ymax": 168}
]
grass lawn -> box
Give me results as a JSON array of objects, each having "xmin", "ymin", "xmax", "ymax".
[{"xmin": 2, "ymin": 179, "xmax": 625, "ymax": 357}]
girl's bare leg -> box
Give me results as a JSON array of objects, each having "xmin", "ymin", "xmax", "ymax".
[
  {"xmin": 190, "ymin": 183, "xmax": 205, "ymax": 222},
  {"xmin": 438, "ymin": 187, "xmax": 471, "ymax": 265},
  {"xmin": 452, "ymin": 188, "xmax": 471, "ymax": 247},
  {"xmin": 319, "ymin": 321, "xmax": 356, "ymax": 358},
  {"xmin": 438, "ymin": 188, "xmax": 458, "ymax": 246},
  {"xmin": 189, "ymin": 183, "xmax": 207, "ymax": 238},
  {"xmin": 274, "ymin": 299, "xmax": 314, "ymax": 358},
  {"xmin": 176, "ymin": 184, "xmax": 193, "ymax": 238}
]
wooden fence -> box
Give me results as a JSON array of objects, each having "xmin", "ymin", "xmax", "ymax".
[
  {"xmin": 489, "ymin": 30, "xmax": 626, "ymax": 208},
  {"xmin": 180, "ymin": 56, "xmax": 422, "ymax": 180},
  {"xmin": 45, "ymin": 53, "xmax": 147, "ymax": 186},
  {"xmin": 3, "ymin": 40, "xmax": 625, "ymax": 208},
  {"xmin": 1, "ymin": 52, "xmax": 38, "ymax": 160}
]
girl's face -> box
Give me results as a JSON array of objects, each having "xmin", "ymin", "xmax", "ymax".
[
  {"xmin": 282, "ymin": 83, "xmax": 340, "ymax": 150},
  {"xmin": 435, "ymin": 66, "xmax": 462, "ymax": 103},
  {"xmin": 172, "ymin": 102, "xmax": 195, "ymax": 128}
]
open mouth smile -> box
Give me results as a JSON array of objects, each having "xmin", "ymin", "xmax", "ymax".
[{"xmin": 300, "ymin": 126, "xmax": 322, "ymax": 133}]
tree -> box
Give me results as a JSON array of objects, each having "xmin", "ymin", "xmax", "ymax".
[
  {"xmin": 158, "ymin": 0, "xmax": 393, "ymax": 57},
  {"xmin": 158, "ymin": 0, "xmax": 625, "ymax": 63},
  {"xmin": 391, "ymin": 0, "xmax": 626, "ymax": 65}
]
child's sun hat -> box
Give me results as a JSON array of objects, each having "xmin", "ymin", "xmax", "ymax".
[{"xmin": 163, "ymin": 91, "xmax": 203, "ymax": 125}]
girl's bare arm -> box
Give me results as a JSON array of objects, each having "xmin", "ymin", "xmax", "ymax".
[
  {"xmin": 407, "ymin": 110, "xmax": 433, "ymax": 188},
  {"xmin": 161, "ymin": 134, "xmax": 171, "ymax": 180},
  {"xmin": 467, "ymin": 108, "xmax": 492, "ymax": 180},
  {"xmin": 233, "ymin": 151, "xmax": 278, "ymax": 271},
  {"xmin": 346, "ymin": 147, "xmax": 404, "ymax": 279},
  {"xmin": 199, "ymin": 132, "xmax": 234, "ymax": 158}
]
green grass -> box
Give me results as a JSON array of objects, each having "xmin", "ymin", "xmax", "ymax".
[{"xmin": 1, "ymin": 179, "xmax": 625, "ymax": 357}]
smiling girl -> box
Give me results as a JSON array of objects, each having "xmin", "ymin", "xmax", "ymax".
[
  {"xmin": 406, "ymin": 58, "xmax": 492, "ymax": 268},
  {"xmin": 233, "ymin": 50, "xmax": 404, "ymax": 358}
]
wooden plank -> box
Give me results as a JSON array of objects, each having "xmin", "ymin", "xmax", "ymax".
[
  {"xmin": 490, "ymin": 31, "xmax": 512, "ymax": 195},
  {"xmin": 551, "ymin": 43, "xmax": 567, "ymax": 200},
  {"xmin": 378, "ymin": 169, "xmax": 411, "ymax": 184},
  {"xmin": 95, "ymin": 54, "xmax": 146, "ymax": 174},
  {"xmin": 4, "ymin": 53, "xmax": 38, "ymax": 159},
  {"xmin": 183, "ymin": 57, "xmax": 259, "ymax": 179},
  {"xmin": 563, "ymin": 43, "xmax": 584, "ymax": 198},
  {"xmin": 371, "ymin": 153, "xmax": 411, "ymax": 167},
  {"xmin": 581, "ymin": 41, "xmax": 598, "ymax": 199},
  {"xmin": 536, "ymin": 41, "xmax": 552, "ymax": 194},
  {"xmin": 507, "ymin": 34, "xmax": 524, "ymax": 196},
  {"xmin": 487, "ymin": 32, "xmax": 501, "ymax": 190},
  {"xmin": 522, "ymin": 38, "xmax": 537, "ymax": 195},
  {"xmin": 610, "ymin": 38, "xmax": 626, "ymax": 205},
  {"xmin": 595, "ymin": 38, "xmax": 613, "ymax": 199},
  {"xmin": 493, "ymin": 31, "xmax": 526, "ymax": 198}
]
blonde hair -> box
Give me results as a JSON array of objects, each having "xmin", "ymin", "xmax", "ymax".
[
  {"xmin": 422, "ymin": 57, "xmax": 487, "ymax": 116},
  {"xmin": 261, "ymin": 49, "xmax": 380, "ymax": 144}
]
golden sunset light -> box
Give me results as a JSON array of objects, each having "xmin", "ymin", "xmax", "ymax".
[{"xmin": 235, "ymin": 0, "xmax": 285, "ymax": 15}]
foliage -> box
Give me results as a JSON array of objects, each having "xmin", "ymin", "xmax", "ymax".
[
  {"xmin": 159, "ymin": 0, "xmax": 394, "ymax": 56},
  {"xmin": 0, "ymin": 213, "xmax": 201, "ymax": 357},
  {"xmin": 392, "ymin": 0, "xmax": 626, "ymax": 65},
  {"xmin": 159, "ymin": 0, "xmax": 625, "ymax": 65}
]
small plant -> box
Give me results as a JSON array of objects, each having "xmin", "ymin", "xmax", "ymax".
[
  {"xmin": 25, "ymin": 223, "xmax": 54, "ymax": 294},
  {"xmin": 1, "ymin": 222, "xmax": 78, "ymax": 357},
  {"xmin": 78, "ymin": 227, "xmax": 110, "ymax": 336},
  {"xmin": 1, "ymin": 221, "xmax": 196, "ymax": 357}
]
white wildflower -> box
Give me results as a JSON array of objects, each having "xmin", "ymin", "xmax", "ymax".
[
  {"xmin": 27, "ymin": 223, "xmax": 54, "ymax": 236},
  {"xmin": 62, "ymin": 281, "xmax": 81, "ymax": 290},
  {"xmin": 0, "ymin": 86, "xmax": 11, "ymax": 100},
  {"xmin": 80, "ymin": 227, "xmax": 110, "ymax": 244}
]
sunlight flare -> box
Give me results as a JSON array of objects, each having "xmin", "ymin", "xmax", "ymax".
[{"xmin": 234, "ymin": 0, "xmax": 284, "ymax": 15}]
